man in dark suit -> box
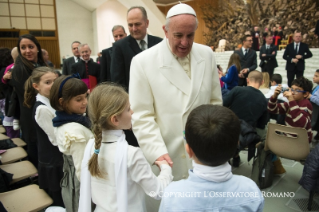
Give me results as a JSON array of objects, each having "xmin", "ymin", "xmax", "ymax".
[
  {"xmin": 259, "ymin": 35, "xmax": 278, "ymax": 79},
  {"xmin": 234, "ymin": 35, "xmax": 257, "ymax": 86},
  {"xmin": 283, "ymin": 31, "xmax": 313, "ymax": 87},
  {"xmin": 315, "ymin": 20, "xmax": 319, "ymax": 41},
  {"xmin": 71, "ymin": 44, "xmax": 100, "ymax": 86},
  {"xmin": 62, "ymin": 41, "xmax": 81, "ymax": 75},
  {"xmin": 111, "ymin": 6, "xmax": 162, "ymax": 90},
  {"xmin": 100, "ymin": 25, "xmax": 127, "ymax": 82}
]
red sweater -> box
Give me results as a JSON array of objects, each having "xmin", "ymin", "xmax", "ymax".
[{"xmin": 268, "ymin": 96, "xmax": 313, "ymax": 143}]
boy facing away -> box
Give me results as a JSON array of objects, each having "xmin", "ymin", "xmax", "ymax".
[
  {"xmin": 268, "ymin": 77, "xmax": 313, "ymax": 142},
  {"xmin": 159, "ymin": 105, "xmax": 264, "ymax": 212}
]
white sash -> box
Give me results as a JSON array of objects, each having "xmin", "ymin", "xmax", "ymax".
[{"xmin": 78, "ymin": 130, "xmax": 128, "ymax": 212}]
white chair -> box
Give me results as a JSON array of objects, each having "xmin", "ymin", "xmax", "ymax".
[
  {"xmin": 215, "ymin": 39, "xmax": 226, "ymax": 52},
  {"xmin": 264, "ymin": 123, "xmax": 310, "ymax": 160},
  {"xmin": 0, "ymin": 161, "xmax": 37, "ymax": 184},
  {"xmin": 0, "ymin": 147, "xmax": 27, "ymax": 164},
  {"xmin": 0, "ymin": 184, "xmax": 53, "ymax": 212}
]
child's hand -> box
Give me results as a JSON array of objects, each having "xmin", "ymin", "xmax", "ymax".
[
  {"xmin": 283, "ymin": 88, "xmax": 294, "ymax": 101},
  {"xmin": 3, "ymin": 71, "xmax": 11, "ymax": 80},
  {"xmin": 307, "ymin": 94, "xmax": 312, "ymax": 99},
  {"xmin": 273, "ymin": 85, "xmax": 281, "ymax": 98},
  {"xmin": 155, "ymin": 160, "xmax": 169, "ymax": 171}
]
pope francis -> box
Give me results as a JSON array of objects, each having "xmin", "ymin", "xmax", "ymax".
[{"xmin": 129, "ymin": 3, "xmax": 222, "ymax": 209}]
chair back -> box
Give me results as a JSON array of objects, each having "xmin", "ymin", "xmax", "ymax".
[
  {"xmin": 288, "ymin": 34, "xmax": 293, "ymax": 43},
  {"xmin": 265, "ymin": 123, "xmax": 310, "ymax": 160}
]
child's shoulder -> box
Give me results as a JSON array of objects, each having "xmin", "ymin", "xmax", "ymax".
[{"xmin": 231, "ymin": 175, "xmax": 260, "ymax": 190}]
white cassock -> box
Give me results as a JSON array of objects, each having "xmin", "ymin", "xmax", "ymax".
[
  {"xmin": 130, "ymin": 38, "xmax": 222, "ymax": 180},
  {"xmin": 130, "ymin": 38, "xmax": 222, "ymax": 210}
]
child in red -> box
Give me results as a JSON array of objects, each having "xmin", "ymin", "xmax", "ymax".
[{"xmin": 268, "ymin": 77, "xmax": 313, "ymax": 142}]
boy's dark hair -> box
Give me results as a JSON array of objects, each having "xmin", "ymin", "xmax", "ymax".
[
  {"xmin": 185, "ymin": 105, "xmax": 240, "ymax": 167},
  {"xmin": 271, "ymin": 74, "xmax": 282, "ymax": 84},
  {"xmin": 291, "ymin": 76, "xmax": 313, "ymax": 93},
  {"xmin": 50, "ymin": 75, "xmax": 88, "ymax": 113},
  {"xmin": 316, "ymin": 69, "xmax": 319, "ymax": 73}
]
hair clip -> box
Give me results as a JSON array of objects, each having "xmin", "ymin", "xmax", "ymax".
[
  {"xmin": 58, "ymin": 73, "xmax": 81, "ymax": 98},
  {"xmin": 94, "ymin": 149, "xmax": 100, "ymax": 155}
]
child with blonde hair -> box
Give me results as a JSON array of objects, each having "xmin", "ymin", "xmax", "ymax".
[
  {"xmin": 24, "ymin": 66, "xmax": 64, "ymax": 207},
  {"xmin": 50, "ymin": 74, "xmax": 93, "ymax": 212},
  {"xmin": 79, "ymin": 83, "xmax": 173, "ymax": 212}
]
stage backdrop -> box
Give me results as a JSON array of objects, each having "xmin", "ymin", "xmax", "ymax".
[{"xmin": 158, "ymin": 0, "xmax": 319, "ymax": 50}]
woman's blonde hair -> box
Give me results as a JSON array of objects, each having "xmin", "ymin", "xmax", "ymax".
[
  {"xmin": 24, "ymin": 66, "xmax": 55, "ymax": 108},
  {"xmin": 87, "ymin": 83, "xmax": 129, "ymax": 178},
  {"xmin": 260, "ymin": 72, "xmax": 270, "ymax": 89}
]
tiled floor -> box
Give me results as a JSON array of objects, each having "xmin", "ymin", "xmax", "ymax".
[{"xmin": 233, "ymin": 150, "xmax": 319, "ymax": 212}]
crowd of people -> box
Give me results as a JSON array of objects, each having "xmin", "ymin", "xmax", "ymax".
[{"xmin": 0, "ymin": 3, "xmax": 318, "ymax": 212}]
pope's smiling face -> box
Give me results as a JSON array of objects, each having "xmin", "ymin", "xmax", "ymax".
[{"xmin": 163, "ymin": 14, "xmax": 197, "ymax": 58}]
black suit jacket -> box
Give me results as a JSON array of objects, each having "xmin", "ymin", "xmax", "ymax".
[
  {"xmin": 259, "ymin": 44, "xmax": 278, "ymax": 69},
  {"xmin": 62, "ymin": 56, "xmax": 76, "ymax": 75},
  {"xmin": 234, "ymin": 48, "xmax": 257, "ymax": 86},
  {"xmin": 100, "ymin": 47, "xmax": 112, "ymax": 82},
  {"xmin": 71, "ymin": 59, "xmax": 101, "ymax": 83},
  {"xmin": 110, "ymin": 34, "xmax": 162, "ymax": 91},
  {"xmin": 283, "ymin": 42, "xmax": 313, "ymax": 72}
]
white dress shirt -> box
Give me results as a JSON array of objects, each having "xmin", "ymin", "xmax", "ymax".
[{"xmin": 136, "ymin": 35, "xmax": 148, "ymax": 50}]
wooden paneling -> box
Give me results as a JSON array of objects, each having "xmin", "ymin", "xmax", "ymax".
[
  {"xmin": 157, "ymin": 0, "xmax": 218, "ymax": 45},
  {"xmin": 0, "ymin": 38, "xmax": 61, "ymax": 68}
]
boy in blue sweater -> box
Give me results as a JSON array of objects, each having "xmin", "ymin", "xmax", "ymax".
[{"xmin": 159, "ymin": 105, "xmax": 264, "ymax": 212}]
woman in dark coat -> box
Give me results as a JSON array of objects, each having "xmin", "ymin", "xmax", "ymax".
[{"xmin": 9, "ymin": 34, "xmax": 46, "ymax": 167}]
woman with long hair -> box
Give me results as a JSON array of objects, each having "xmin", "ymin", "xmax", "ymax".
[
  {"xmin": 219, "ymin": 53, "xmax": 241, "ymax": 91},
  {"xmin": 9, "ymin": 34, "xmax": 47, "ymax": 166}
]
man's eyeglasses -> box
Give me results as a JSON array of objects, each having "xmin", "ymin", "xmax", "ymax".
[
  {"xmin": 291, "ymin": 89, "xmax": 306, "ymax": 94},
  {"xmin": 245, "ymin": 40, "xmax": 253, "ymax": 42}
]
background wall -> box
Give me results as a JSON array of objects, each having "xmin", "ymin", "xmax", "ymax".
[
  {"xmin": 157, "ymin": 0, "xmax": 218, "ymax": 45},
  {"xmin": 95, "ymin": 0, "xmax": 128, "ymax": 52},
  {"xmin": 55, "ymin": 0, "xmax": 94, "ymax": 61}
]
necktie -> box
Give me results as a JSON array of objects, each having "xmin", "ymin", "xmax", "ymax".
[
  {"xmin": 266, "ymin": 45, "xmax": 269, "ymax": 49},
  {"xmin": 77, "ymin": 57, "xmax": 80, "ymax": 62},
  {"xmin": 140, "ymin": 40, "xmax": 146, "ymax": 51},
  {"xmin": 295, "ymin": 44, "xmax": 299, "ymax": 54},
  {"xmin": 244, "ymin": 49, "xmax": 248, "ymax": 57}
]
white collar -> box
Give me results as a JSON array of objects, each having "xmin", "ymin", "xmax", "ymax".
[
  {"xmin": 74, "ymin": 56, "xmax": 79, "ymax": 62},
  {"xmin": 36, "ymin": 94, "xmax": 55, "ymax": 114},
  {"xmin": 242, "ymin": 47, "xmax": 249, "ymax": 53},
  {"xmin": 192, "ymin": 160, "xmax": 233, "ymax": 182},
  {"xmin": 294, "ymin": 42, "xmax": 300, "ymax": 46}
]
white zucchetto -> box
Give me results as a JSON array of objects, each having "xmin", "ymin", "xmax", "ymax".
[{"xmin": 166, "ymin": 2, "xmax": 197, "ymax": 18}]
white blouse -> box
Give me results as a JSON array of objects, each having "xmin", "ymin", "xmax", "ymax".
[
  {"xmin": 34, "ymin": 94, "xmax": 56, "ymax": 145},
  {"xmin": 90, "ymin": 133, "xmax": 173, "ymax": 212},
  {"xmin": 55, "ymin": 122, "xmax": 93, "ymax": 181}
]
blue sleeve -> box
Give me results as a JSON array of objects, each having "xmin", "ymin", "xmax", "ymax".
[
  {"xmin": 310, "ymin": 88, "xmax": 319, "ymax": 106},
  {"xmin": 221, "ymin": 65, "xmax": 237, "ymax": 83}
]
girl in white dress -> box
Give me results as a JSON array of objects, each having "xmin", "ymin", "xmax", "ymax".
[
  {"xmin": 50, "ymin": 74, "xmax": 93, "ymax": 212},
  {"xmin": 79, "ymin": 83, "xmax": 173, "ymax": 212}
]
